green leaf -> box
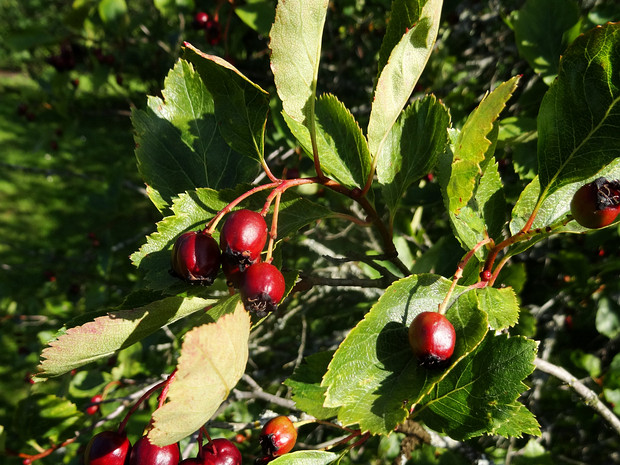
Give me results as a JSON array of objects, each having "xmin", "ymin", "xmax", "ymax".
[
  {"xmin": 596, "ymin": 296, "xmax": 620, "ymax": 339},
  {"xmin": 492, "ymin": 403, "xmax": 541, "ymax": 438},
  {"xmin": 13, "ymin": 394, "xmax": 83, "ymax": 443},
  {"xmin": 131, "ymin": 187, "xmax": 331, "ymax": 291},
  {"xmin": 183, "ymin": 43, "xmax": 270, "ymax": 163},
  {"xmin": 268, "ymin": 451, "xmax": 338, "ymax": 465},
  {"xmin": 445, "ymin": 77, "xmax": 519, "ymax": 213},
  {"xmin": 149, "ymin": 302, "xmax": 250, "ymax": 446},
  {"xmin": 378, "ymin": 95, "xmax": 450, "ymax": 214},
  {"xmin": 284, "ymin": 94, "xmax": 371, "ymax": 188},
  {"xmin": 132, "ymin": 59, "xmax": 258, "ymax": 211},
  {"xmin": 284, "ymin": 351, "xmax": 340, "ymax": 420},
  {"xmin": 153, "ymin": 0, "xmax": 194, "ymax": 17},
  {"xmin": 367, "ymin": 0, "xmax": 442, "ymax": 162},
  {"xmin": 512, "ymin": 0, "xmax": 581, "ymax": 84},
  {"xmin": 269, "ymin": 0, "xmax": 329, "ymax": 126},
  {"xmin": 477, "ymin": 286, "xmax": 520, "ymax": 331},
  {"xmin": 235, "ymin": 1, "xmax": 276, "ymax": 36},
  {"xmin": 98, "ymin": 0, "xmax": 127, "ymax": 23},
  {"xmin": 35, "ymin": 295, "xmax": 217, "ymax": 378},
  {"xmin": 417, "ymin": 333, "xmax": 537, "ymax": 440},
  {"xmin": 537, "ymin": 22, "xmax": 620, "ymax": 199},
  {"xmin": 321, "ymin": 274, "xmax": 488, "ymax": 435},
  {"xmin": 377, "ymin": 0, "xmax": 426, "ymax": 77}
]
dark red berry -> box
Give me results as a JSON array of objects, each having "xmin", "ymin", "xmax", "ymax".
[
  {"xmin": 259, "ymin": 416, "xmax": 297, "ymax": 458},
  {"xmin": 193, "ymin": 11, "xmax": 209, "ymax": 29},
  {"xmin": 201, "ymin": 438, "xmax": 242, "ymax": 465},
  {"xmin": 128, "ymin": 436, "xmax": 180, "ymax": 465},
  {"xmin": 84, "ymin": 430, "xmax": 131, "ymax": 465},
  {"xmin": 222, "ymin": 254, "xmax": 245, "ymax": 288},
  {"xmin": 179, "ymin": 459, "xmax": 203, "ymax": 465},
  {"xmin": 220, "ymin": 210, "xmax": 268, "ymax": 270},
  {"xmin": 570, "ymin": 177, "xmax": 620, "ymax": 229},
  {"xmin": 205, "ymin": 19, "xmax": 222, "ymax": 45},
  {"xmin": 240, "ymin": 263, "xmax": 285, "ymax": 317},
  {"xmin": 86, "ymin": 394, "xmax": 103, "ymax": 415},
  {"xmin": 480, "ymin": 269, "xmax": 492, "ymax": 282},
  {"xmin": 171, "ymin": 230, "xmax": 221, "ymax": 284},
  {"xmin": 254, "ymin": 456, "xmax": 273, "ymax": 464},
  {"xmin": 409, "ymin": 312, "xmax": 456, "ymax": 368}
]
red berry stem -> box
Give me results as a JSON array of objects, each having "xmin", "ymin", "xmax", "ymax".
[
  {"xmin": 157, "ymin": 369, "xmax": 177, "ymax": 408},
  {"xmin": 264, "ymin": 191, "xmax": 282, "ymax": 263},
  {"xmin": 16, "ymin": 436, "xmax": 78, "ymax": 463}
]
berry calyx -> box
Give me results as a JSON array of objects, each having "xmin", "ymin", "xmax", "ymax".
[
  {"xmin": 259, "ymin": 415, "xmax": 297, "ymax": 458},
  {"xmin": 84, "ymin": 430, "xmax": 131, "ymax": 465},
  {"xmin": 408, "ymin": 312, "xmax": 456, "ymax": 368},
  {"xmin": 570, "ymin": 177, "xmax": 620, "ymax": 229},
  {"xmin": 201, "ymin": 438, "xmax": 242, "ymax": 465},
  {"xmin": 128, "ymin": 436, "xmax": 180, "ymax": 465},
  {"xmin": 240, "ymin": 263, "xmax": 286, "ymax": 317},
  {"xmin": 171, "ymin": 230, "xmax": 221, "ymax": 284},
  {"xmin": 220, "ymin": 209, "xmax": 268, "ymax": 270},
  {"xmin": 86, "ymin": 394, "xmax": 103, "ymax": 415}
]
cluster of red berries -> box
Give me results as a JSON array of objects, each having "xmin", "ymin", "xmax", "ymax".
[
  {"xmin": 171, "ymin": 209, "xmax": 286, "ymax": 318},
  {"xmin": 570, "ymin": 177, "xmax": 620, "ymax": 229},
  {"xmin": 193, "ymin": 11, "xmax": 222, "ymax": 46}
]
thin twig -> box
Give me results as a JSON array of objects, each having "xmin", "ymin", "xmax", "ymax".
[{"xmin": 534, "ymin": 357, "xmax": 620, "ymax": 436}]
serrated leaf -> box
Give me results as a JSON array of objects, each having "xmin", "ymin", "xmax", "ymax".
[
  {"xmin": 417, "ymin": 333, "xmax": 537, "ymax": 440},
  {"xmin": 149, "ymin": 302, "xmax": 250, "ymax": 446},
  {"xmin": 378, "ymin": 95, "xmax": 450, "ymax": 214},
  {"xmin": 269, "ymin": 0, "xmax": 328, "ymax": 126},
  {"xmin": 446, "ymin": 77, "xmax": 519, "ymax": 213},
  {"xmin": 321, "ymin": 274, "xmax": 488, "ymax": 435},
  {"xmin": 131, "ymin": 188, "xmax": 331, "ymax": 291},
  {"xmin": 537, "ymin": 22, "xmax": 620, "ymax": 199},
  {"xmin": 269, "ymin": 450, "xmax": 338, "ymax": 465},
  {"xmin": 284, "ymin": 94, "xmax": 371, "ymax": 188},
  {"xmin": 13, "ymin": 394, "xmax": 83, "ymax": 443},
  {"xmin": 284, "ymin": 351, "xmax": 339, "ymax": 420},
  {"xmin": 367, "ymin": 0, "xmax": 442, "ymax": 161},
  {"xmin": 377, "ymin": 0, "xmax": 427, "ymax": 77},
  {"xmin": 132, "ymin": 60, "xmax": 258, "ymax": 211},
  {"xmin": 476, "ymin": 286, "xmax": 520, "ymax": 330},
  {"xmin": 183, "ymin": 43, "xmax": 269, "ymax": 162},
  {"xmin": 35, "ymin": 295, "xmax": 217, "ymax": 378},
  {"xmin": 512, "ymin": 0, "xmax": 581, "ymax": 84},
  {"xmin": 492, "ymin": 403, "xmax": 541, "ymax": 438}
]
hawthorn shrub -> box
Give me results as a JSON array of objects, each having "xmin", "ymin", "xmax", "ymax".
[{"xmin": 3, "ymin": 0, "xmax": 620, "ymax": 464}]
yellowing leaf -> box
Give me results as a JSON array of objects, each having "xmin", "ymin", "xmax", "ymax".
[{"xmin": 149, "ymin": 301, "xmax": 250, "ymax": 446}]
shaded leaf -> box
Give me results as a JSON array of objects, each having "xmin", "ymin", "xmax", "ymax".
[
  {"xmin": 35, "ymin": 295, "xmax": 217, "ymax": 378},
  {"xmin": 537, "ymin": 22, "xmax": 620, "ymax": 198},
  {"xmin": 132, "ymin": 60, "xmax": 258, "ymax": 211},
  {"xmin": 378, "ymin": 95, "xmax": 450, "ymax": 214},
  {"xmin": 367, "ymin": 0, "xmax": 442, "ymax": 161},
  {"xmin": 417, "ymin": 334, "xmax": 537, "ymax": 440},
  {"xmin": 321, "ymin": 274, "xmax": 488, "ymax": 435},
  {"xmin": 235, "ymin": 1, "xmax": 275, "ymax": 36},
  {"xmin": 13, "ymin": 394, "xmax": 83, "ymax": 443},
  {"xmin": 149, "ymin": 302, "xmax": 250, "ymax": 446},
  {"xmin": 492, "ymin": 403, "xmax": 541, "ymax": 438},
  {"xmin": 98, "ymin": 0, "xmax": 127, "ymax": 23},
  {"xmin": 183, "ymin": 43, "xmax": 269, "ymax": 162}
]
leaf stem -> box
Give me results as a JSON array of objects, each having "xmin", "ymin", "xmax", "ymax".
[{"xmin": 118, "ymin": 373, "xmax": 175, "ymax": 434}]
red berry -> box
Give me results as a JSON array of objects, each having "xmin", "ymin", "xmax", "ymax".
[
  {"xmin": 128, "ymin": 436, "xmax": 179, "ymax": 465},
  {"xmin": 240, "ymin": 263, "xmax": 285, "ymax": 317},
  {"xmin": 171, "ymin": 230, "xmax": 221, "ymax": 284},
  {"xmin": 570, "ymin": 177, "xmax": 620, "ymax": 229},
  {"xmin": 408, "ymin": 312, "xmax": 456, "ymax": 368},
  {"xmin": 201, "ymin": 438, "xmax": 242, "ymax": 465},
  {"xmin": 480, "ymin": 270, "xmax": 492, "ymax": 281},
  {"xmin": 86, "ymin": 394, "xmax": 103, "ymax": 415},
  {"xmin": 205, "ymin": 19, "xmax": 222, "ymax": 45},
  {"xmin": 84, "ymin": 431, "xmax": 131, "ymax": 465},
  {"xmin": 220, "ymin": 210, "xmax": 268, "ymax": 270},
  {"xmin": 222, "ymin": 254, "xmax": 245, "ymax": 288},
  {"xmin": 254, "ymin": 456, "xmax": 273, "ymax": 464},
  {"xmin": 259, "ymin": 416, "xmax": 297, "ymax": 458},
  {"xmin": 193, "ymin": 11, "xmax": 210, "ymax": 29}
]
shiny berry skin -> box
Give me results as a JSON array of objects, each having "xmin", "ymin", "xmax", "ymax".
[
  {"xmin": 408, "ymin": 312, "xmax": 456, "ymax": 368},
  {"xmin": 201, "ymin": 438, "xmax": 242, "ymax": 465},
  {"xmin": 259, "ymin": 415, "xmax": 297, "ymax": 458},
  {"xmin": 171, "ymin": 230, "xmax": 221, "ymax": 284},
  {"xmin": 220, "ymin": 210, "xmax": 268, "ymax": 270},
  {"xmin": 570, "ymin": 177, "xmax": 620, "ymax": 229},
  {"xmin": 193, "ymin": 11, "xmax": 209, "ymax": 29},
  {"xmin": 86, "ymin": 394, "xmax": 103, "ymax": 415},
  {"xmin": 240, "ymin": 263, "xmax": 285, "ymax": 317},
  {"xmin": 128, "ymin": 436, "xmax": 180, "ymax": 465},
  {"xmin": 84, "ymin": 430, "xmax": 131, "ymax": 465}
]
